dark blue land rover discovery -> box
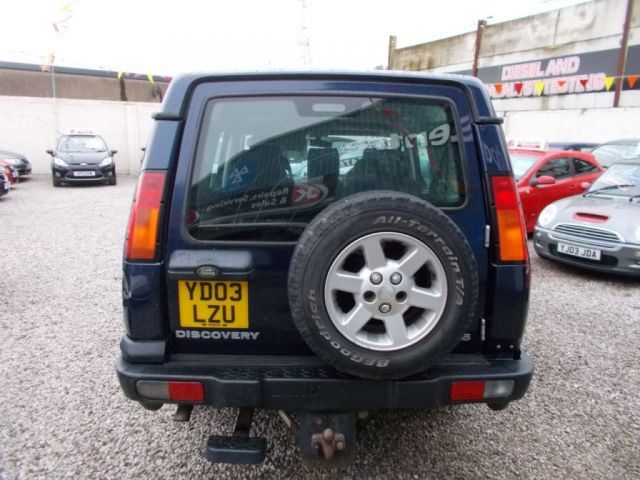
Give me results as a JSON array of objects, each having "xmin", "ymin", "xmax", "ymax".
[{"xmin": 117, "ymin": 71, "xmax": 533, "ymax": 468}]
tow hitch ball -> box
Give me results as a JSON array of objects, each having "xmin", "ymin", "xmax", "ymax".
[
  {"xmin": 311, "ymin": 428, "xmax": 346, "ymax": 459},
  {"xmin": 299, "ymin": 412, "xmax": 356, "ymax": 468}
]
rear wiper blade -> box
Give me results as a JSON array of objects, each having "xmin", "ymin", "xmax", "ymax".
[{"xmin": 585, "ymin": 183, "xmax": 636, "ymax": 196}]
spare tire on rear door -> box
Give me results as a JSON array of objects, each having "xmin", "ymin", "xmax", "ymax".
[{"xmin": 288, "ymin": 191, "xmax": 479, "ymax": 379}]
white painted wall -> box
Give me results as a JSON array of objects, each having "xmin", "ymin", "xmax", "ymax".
[
  {"xmin": 0, "ymin": 96, "xmax": 159, "ymax": 174},
  {"xmin": 500, "ymin": 107, "xmax": 640, "ymax": 143}
]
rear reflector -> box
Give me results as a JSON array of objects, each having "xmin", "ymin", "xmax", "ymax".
[
  {"xmin": 168, "ymin": 382, "xmax": 204, "ymax": 402},
  {"xmin": 450, "ymin": 380, "xmax": 485, "ymax": 401},
  {"xmin": 125, "ymin": 172, "xmax": 165, "ymax": 260},
  {"xmin": 450, "ymin": 380, "xmax": 515, "ymax": 401},
  {"xmin": 136, "ymin": 380, "xmax": 204, "ymax": 402},
  {"xmin": 491, "ymin": 175, "xmax": 527, "ymax": 262}
]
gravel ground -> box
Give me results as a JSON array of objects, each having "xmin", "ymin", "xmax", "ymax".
[{"xmin": 1, "ymin": 175, "xmax": 639, "ymax": 479}]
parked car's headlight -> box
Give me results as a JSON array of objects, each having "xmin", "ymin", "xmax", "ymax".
[
  {"xmin": 53, "ymin": 157, "xmax": 69, "ymax": 167},
  {"xmin": 99, "ymin": 156, "xmax": 113, "ymax": 167},
  {"xmin": 538, "ymin": 204, "xmax": 557, "ymax": 227}
]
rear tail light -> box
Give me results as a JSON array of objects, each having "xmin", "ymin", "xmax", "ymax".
[
  {"xmin": 491, "ymin": 175, "xmax": 528, "ymax": 262},
  {"xmin": 136, "ymin": 380, "xmax": 204, "ymax": 402},
  {"xmin": 450, "ymin": 380, "xmax": 515, "ymax": 401},
  {"xmin": 125, "ymin": 171, "xmax": 166, "ymax": 260}
]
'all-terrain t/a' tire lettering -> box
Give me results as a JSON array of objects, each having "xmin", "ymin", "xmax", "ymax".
[{"xmin": 288, "ymin": 191, "xmax": 479, "ymax": 379}]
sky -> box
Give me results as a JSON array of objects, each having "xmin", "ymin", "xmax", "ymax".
[{"xmin": 0, "ymin": 0, "xmax": 590, "ymax": 76}]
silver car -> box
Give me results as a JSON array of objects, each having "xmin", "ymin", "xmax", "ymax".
[{"xmin": 534, "ymin": 162, "xmax": 640, "ymax": 277}]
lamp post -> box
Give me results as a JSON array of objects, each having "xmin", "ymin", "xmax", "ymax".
[{"xmin": 50, "ymin": 62, "xmax": 56, "ymax": 99}]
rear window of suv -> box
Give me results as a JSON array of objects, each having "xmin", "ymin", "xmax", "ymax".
[{"xmin": 188, "ymin": 96, "xmax": 465, "ymax": 241}]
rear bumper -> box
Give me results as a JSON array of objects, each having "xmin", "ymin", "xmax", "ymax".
[{"xmin": 116, "ymin": 351, "xmax": 534, "ymax": 411}]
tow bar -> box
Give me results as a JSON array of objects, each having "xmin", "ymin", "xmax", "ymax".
[
  {"xmin": 298, "ymin": 412, "xmax": 356, "ymax": 468},
  {"xmin": 203, "ymin": 409, "xmax": 357, "ymax": 467}
]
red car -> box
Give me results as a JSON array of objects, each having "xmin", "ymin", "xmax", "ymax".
[{"xmin": 509, "ymin": 148, "xmax": 604, "ymax": 232}]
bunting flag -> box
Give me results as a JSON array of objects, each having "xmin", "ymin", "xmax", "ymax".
[
  {"xmin": 113, "ymin": 71, "xmax": 169, "ymax": 83},
  {"xmin": 604, "ymin": 77, "xmax": 615, "ymax": 91},
  {"xmin": 487, "ymin": 73, "xmax": 639, "ymax": 98}
]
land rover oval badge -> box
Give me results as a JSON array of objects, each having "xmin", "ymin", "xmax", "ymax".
[{"xmin": 196, "ymin": 265, "xmax": 220, "ymax": 278}]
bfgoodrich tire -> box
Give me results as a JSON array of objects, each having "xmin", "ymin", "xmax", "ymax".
[{"xmin": 288, "ymin": 191, "xmax": 479, "ymax": 379}]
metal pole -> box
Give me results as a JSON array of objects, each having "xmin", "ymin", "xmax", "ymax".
[
  {"xmin": 471, "ymin": 20, "xmax": 487, "ymax": 77},
  {"xmin": 50, "ymin": 64, "xmax": 56, "ymax": 99},
  {"xmin": 388, "ymin": 35, "xmax": 397, "ymax": 70},
  {"xmin": 51, "ymin": 62, "xmax": 59, "ymax": 136},
  {"xmin": 613, "ymin": 0, "xmax": 634, "ymax": 107}
]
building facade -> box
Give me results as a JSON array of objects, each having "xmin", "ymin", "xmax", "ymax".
[{"xmin": 388, "ymin": 0, "xmax": 640, "ymax": 112}]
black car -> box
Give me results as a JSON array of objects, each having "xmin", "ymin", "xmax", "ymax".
[
  {"xmin": 47, "ymin": 134, "xmax": 117, "ymax": 186},
  {"xmin": 0, "ymin": 170, "xmax": 9, "ymax": 197},
  {"xmin": 0, "ymin": 150, "xmax": 32, "ymax": 177},
  {"xmin": 116, "ymin": 72, "xmax": 534, "ymax": 468},
  {"xmin": 547, "ymin": 141, "xmax": 598, "ymax": 152}
]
